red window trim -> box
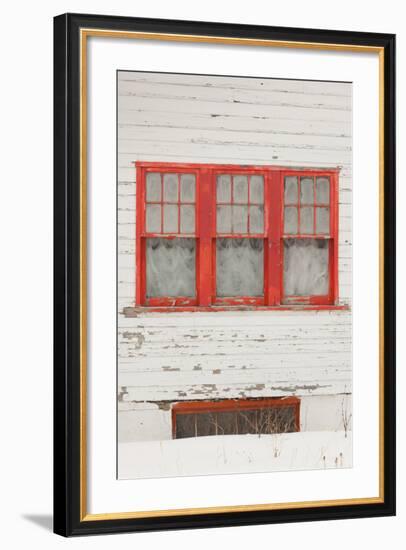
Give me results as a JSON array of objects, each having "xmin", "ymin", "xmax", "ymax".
[
  {"xmin": 134, "ymin": 162, "xmax": 339, "ymax": 310},
  {"xmin": 171, "ymin": 397, "xmax": 301, "ymax": 439}
]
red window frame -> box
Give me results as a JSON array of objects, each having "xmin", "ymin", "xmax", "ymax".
[
  {"xmin": 171, "ymin": 397, "xmax": 301, "ymax": 439},
  {"xmin": 135, "ymin": 162, "xmax": 339, "ymax": 310}
]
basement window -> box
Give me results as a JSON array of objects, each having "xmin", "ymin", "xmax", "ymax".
[{"xmin": 171, "ymin": 398, "xmax": 300, "ymax": 439}]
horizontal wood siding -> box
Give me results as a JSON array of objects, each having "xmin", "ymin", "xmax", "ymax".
[{"xmin": 117, "ymin": 71, "xmax": 352, "ymax": 403}]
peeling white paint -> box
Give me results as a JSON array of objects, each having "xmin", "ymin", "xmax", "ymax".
[{"xmin": 117, "ymin": 72, "xmax": 352, "ymax": 416}]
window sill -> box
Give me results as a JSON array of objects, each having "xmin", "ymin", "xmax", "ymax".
[{"xmin": 123, "ymin": 304, "xmax": 350, "ymax": 316}]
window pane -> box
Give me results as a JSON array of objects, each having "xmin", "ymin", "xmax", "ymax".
[
  {"xmin": 284, "ymin": 176, "xmax": 298, "ymax": 204},
  {"xmin": 145, "ymin": 204, "xmax": 161, "ymax": 233},
  {"xmin": 249, "ymin": 205, "xmax": 264, "ymax": 233},
  {"xmin": 163, "ymin": 204, "xmax": 178, "ymax": 233},
  {"xmin": 180, "ymin": 205, "xmax": 195, "ymax": 234},
  {"xmin": 163, "ymin": 173, "xmax": 178, "ymax": 202},
  {"xmin": 216, "ymin": 174, "xmax": 231, "ymax": 203},
  {"xmin": 300, "ymin": 206, "xmax": 314, "ymax": 234},
  {"xmin": 283, "ymin": 238, "xmax": 329, "ymax": 296},
  {"xmin": 233, "ymin": 175, "xmax": 248, "ymax": 203},
  {"xmin": 180, "ymin": 174, "xmax": 196, "ymax": 202},
  {"xmin": 216, "ymin": 238, "xmax": 264, "ymax": 297},
  {"xmin": 250, "ymin": 175, "xmax": 264, "ymax": 203},
  {"xmin": 146, "ymin": 238, "xmax": 196, "ymax": 297},
  {"xmin": 315, "ymin": 207, "xmax": 330, "ymax": 234},
  {"xmin": 300, "ymin": 177, "xmax": 314, "ymax": 204},
  {"xmin": 284, "ymin": 206, "xmax": 298, "ymax": 234},
  {"xmin": 216, "ymin": 411, "xmax": 238, "ymax": 435},
  {"xmin": 316, "ymin": 177, "xmax": 330, "ymax": 204},
  {"xmin": 146, "ymin": 172, "xmax": 161, "ymax": 202},
  {"xmin": 217, "ymin": 205, "xmax": 232, "ymax": 233},
  {"xmin": 232, "ymin": 205, "xmax": 248, "ymax": 233},
  {"xmin": 196, "ymin": 413, "xmax": 217, "ymax": 437},
  {"xmin": 175, "ymin": 414, "xmax": 196, "ymax": 438}
]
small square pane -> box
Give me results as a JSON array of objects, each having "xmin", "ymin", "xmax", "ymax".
[
  {"xmin": 316, "ymin": 177, "xmax": 330, "ymax": 204},
  {"xmin": 300, "ymin": 206, "xmax": 314, "ymax": 234},
  {"xmin": 250, "ymin": 175, "xmax": 264, "ymax": 203},
  {"xmin": 283, "ymin": 238, "xmax": 329, "ymax": 296},
  {"xmin": 180, "ymin": 205, "xmax": 195, "ymax": 234},
  {"xmin": 216, "ymin": 238, "xmax": 264, "ymax": 297},
  {"xmin": 146, "ymin": 172, "xmax": 161, "ymax": 202},
  {"xmin": 284, "ymin": 176, "xmax": 298, "ymax": 204},
  {"xmin": 180, "ymin": 174, "xmax": 196, "ymax": 203},
  {"xmin": 233, "ymin": 175, "xmax": 248, "ymax": 203},
  {"xmin": 146, "ymin": 204, "xmax": 161, "ymax": 233},
  {"xmin": 163, "ymin": 173, "xmax": 178, "ymax": 202},
  {"xmin": 146, "ymin": 238, "xmax": 196, "ymax": 297},
  {"xmin": 217, "ymin": 205, "xmax": 232, "ymax": 233},
  {"xmin": 300, "ymin": 177, "xmax": 314, "ymax": 204},
  {"xmin": 249, "ymin": 205, "xmax": 264, "ymax": 233},
  {"xmin": 163, "ymin": 204, "xmax": 178, "ymax": 233},
  {"xmin": 232, "ymin": 205, "xmax": 248, "ymax": 233},
  {"xmin": 316, "ymin": 207, "xmax": 330, "ymax": 234},
  {"xmin": 284, "ymin": 206, "xmax": 298, "ymax": 234},
  {"xmin": 217, "ymin": 175, "xmax": 231, "ymax": 203}
]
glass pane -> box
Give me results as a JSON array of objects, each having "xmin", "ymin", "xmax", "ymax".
[
  {"xmin": 250, "ymin": 175, "xmax": 264, "ymax": 203},
  {"xmin": 146, "ymin": 238, "xmax": 196, "ymax": 297},
  {"xmin": 163, "ymin": 204, "xmax": 178, "ymax": 233},
  {"xmin": 163, "ymin": 173, "xmax": 178, "ymax": 202},
  {"xmin": 316, "ymin": 177, "xmax": 330, "ymax": 204},
  {"xmin": 217, "ymin": 205, "xmax": 232, "ymax": 233},
  {"xmin": 300, "ymin": 206, "xmax": 314, "ymax": 234},
  {"xmin": 216, "ymin": 411, "xmax": 238, "ymax": 435},
  {"xmin": 196, "ymin": 413, "xmax": 217, "ymax": 437},
  {"xmin": 237, "ymin": 410, "xmax": 258, "ymax": 434},
  {"xmin": 284, "ymin": 206, "xmax": 298, "ymax": 234},
  {"xmin": 146, "ymin": 172, "xmax": 161, "ymax": 202},
  {"xmin": 232, "ymin": 205, "xmax": 248, "ymax": 233},
  {"xmin": 180, "ymin": 174, "xmax": 196, "ymax": 203},
  {"xmin": 180, "ymin": 205, "xmax": 195, "ymax": 234},
  {"xmin": 216, "ymin": 238, "xmax": 264, "ymax": 297},
  {"xmin": 233, "ymin": 175, "xmax": 248, "ymax": 203},
  {"xmin": 300, "ymin": 177, "xmax": 314, "ymax": 204},
  {"xmin": 175, "ymin": 414, "xmax": 196, "ymax": 438},
  {"xmin": 284, "ymin": 176, "xmax": 298, "ymax": 204},
  {"xmin": 283, "ymin": 238, "xmax": 329, "ymax": 296},
  {"xmin": 145, "ymin": 204, "xmax": 161, "ymax": 233},
  {"xmin": 316, "ymin": 207, "xmax": 330, "ymax": 234},
  {"xmin": 249, "ymin": 205, "xmax": 264, "ymax": 233},
  {"xmin": 216, "ymin": 175, "xmax": 231, "ymax": 203}
]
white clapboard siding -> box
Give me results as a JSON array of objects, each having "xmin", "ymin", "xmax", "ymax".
[{"xmin": 116, "ymin": 72, "xmax": 352, "ymax": 403}]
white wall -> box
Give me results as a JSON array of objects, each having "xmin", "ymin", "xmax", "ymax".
[
  {"xmin": 117, "ymin": 72, "xmax": 352, "ymax": 406},
  {"xmin": 1, "ymin": 1, "xmax": 403, "ymax": 549}
]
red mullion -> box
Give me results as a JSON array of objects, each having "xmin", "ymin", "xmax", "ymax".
[
  {"xmin": 332, "ymin": 172, "xmax": 339, "ymax": 304},
  {"xmin": 312, "ymin": 176, "xmax": 316, "ymax": 234},
  {"xmin": 135, "ymin": 165, "xmax": 145, "ymax": 305},
  {"xmin": 267, "ymin": 170, "xmax": 282, "ymax": 305},
  {"xmin": 177, "ymin": 172, "xmax": 181, "ymax": 234},
  {"xmin": 247, "ymin": 175, "xmax": 251, "ymax": 233},
  {"xmin": 198, "ymin": 167, "xmax": 213, "ymax": 306},
  {"xmin": 297, "ymin": 175, "xmax": 301, "ymax": 235}
]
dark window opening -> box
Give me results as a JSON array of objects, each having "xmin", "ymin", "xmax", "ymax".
[{"xmin": 172, "ymin": 398, "xmax": 300, "ymax": 439}]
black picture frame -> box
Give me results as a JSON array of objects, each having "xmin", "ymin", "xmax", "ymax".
[{"xmin": 54, "ymin": 12, "xmax": 396, "ymax": 537}]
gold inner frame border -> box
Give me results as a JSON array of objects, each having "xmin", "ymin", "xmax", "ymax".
[{"xmin": 79, "ymin": 27, "xmax": 385, "ymax": 522}]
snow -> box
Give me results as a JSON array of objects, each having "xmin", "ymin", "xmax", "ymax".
[{"xmin": 118, "ymin": 430, "xmax": 352, "ymax": 480}]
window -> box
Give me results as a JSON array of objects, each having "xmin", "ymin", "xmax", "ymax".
[
  {"xmin": 172, "ymin": 398, "xmax": 300, "ymax": 439},
  {"xmin": 135, "ymin": 163, "xmax": 338, "ymax": 309}
]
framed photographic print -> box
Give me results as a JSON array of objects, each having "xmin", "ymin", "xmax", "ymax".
[{"xmin": 53, "ymin": 13, "xmax": 396, "ymax": 536}]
